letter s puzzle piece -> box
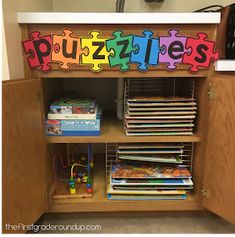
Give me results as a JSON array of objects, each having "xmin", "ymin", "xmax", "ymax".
[
  {"xmin": 159, "ymin": 29, "xmax": 189, "ymax": 70},
  {"xmin": 106, "ymin": 31, "xmax": 136, "ymax": 71},
  {"xmin": 130, "ymin": 30, "xmax": 160, "ymax": 71},
  {"xmin": 22, "ymin": 31, "xmax": 52, "ymax": 71},
  {"xmin": 52, "ymin": 29, "xmax": 82, "ymax": 70},
  {"xmin": 183, "ymin": 33, "xmax": 220, "ymax": 72},
  {"xmin": 81, "ymin": 31, "xmax": 110, "ymax": 72}
]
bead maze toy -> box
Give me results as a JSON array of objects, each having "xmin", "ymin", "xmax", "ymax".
[{"xmin": 52, "ymin": 144, "xmax": 94, "ymax": 200}]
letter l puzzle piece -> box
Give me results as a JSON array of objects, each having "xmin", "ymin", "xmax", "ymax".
[
  {"xmin": 22, "ymin": 31, "xmax": 52, "ymax": 71},
  {"xmin": 81, "ymin": 31, "xmax": 110, "ymax": 72},
  {"xmin": 130, "ymin": 30, "xmax": 160, "ymax": 71},
  {"xmin": 183, "ymin": 33, "xmax": 220, "ymax": 72}
]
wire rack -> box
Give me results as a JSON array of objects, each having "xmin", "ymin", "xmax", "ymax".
[{"xmin": 105, "ymin": 142, "xmax": 194, "ymax": 184}]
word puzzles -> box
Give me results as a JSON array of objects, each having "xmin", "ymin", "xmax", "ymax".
[{"xmin": 22, "ymin": 29, "xmax": 219, "ymax": 73}]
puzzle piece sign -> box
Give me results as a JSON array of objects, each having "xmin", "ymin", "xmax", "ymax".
[
  {"xmin": 22, "ymin": 29, "xmax": 220, "ymax": 73},
  {"xmin": 81, "ymin": 31, "xmax": 110, "ymax": 72}
]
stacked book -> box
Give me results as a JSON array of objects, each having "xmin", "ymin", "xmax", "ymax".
[
  {"xmin": 45, "ymin": 96, "xmax": 101, "ymax": 136},
  {"xmin": 125, "ymin": 96, "xmax": 197, "ymax": 136},
  {"xmin": 107, "ymin": 144, "xmax": 193, "ymax": 200}
]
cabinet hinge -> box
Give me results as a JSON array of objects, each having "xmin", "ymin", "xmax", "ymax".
[
  {"xmin": 208, "ymin": 83, "xmax": 217, "ymax": 100},
  {"xmin": 36, "ymin": 91, "xmax": 41, "ymax": 103},
  {"xmin": 201, "ymin": 188, "xmax": 210, "ymax": 198}
]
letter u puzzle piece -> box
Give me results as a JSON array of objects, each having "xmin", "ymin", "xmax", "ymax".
[
  {"xmin": 52, "ymin": 29, "xmax": 83, "ymax": 70},
  {"xmin": 106, "ymin": 31, "xmax": 136, "ymax": 71},
  {"xmin": 159, "ymin": 29, "xmax": 189, "ymax": 70},
  {"xmin": 183, "ymin": 33, "xmax": 220, "ymax": 72},
  {"xmin": 130, "ymin": 30, "xmax": 160, "ymax": 71},
  {"xmin": 22, "ymin": 31, "xmax": 52, "ymax": 71},
  {"xmin": 81, "ymin": 31, "xmax": 110, "ymax": 72}
]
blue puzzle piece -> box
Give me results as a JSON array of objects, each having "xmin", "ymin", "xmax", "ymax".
[{"xmin": 130, "ymin": 30, "xmax": 160, "ymax": 71}]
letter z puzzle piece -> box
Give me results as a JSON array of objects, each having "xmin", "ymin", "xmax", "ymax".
[
  {"xmin": 52, "ymin": 29, "xmax": 82, "ymax": 70},
  {"xmin": 159, "ymin": 29, "xmax": 189, "ymax": 70},
  {"xmin": 130, "ymin": 30, "xmax": 160, "ymax": 71},
  {"xmin": 182, "ymin": 33, "xmax": 220, "ymax": 72},
  {"xmin": 106, "ymin": 31, "xmax": 136, "ymax": 71},
  {"xmin": 81, "ymin": 31, "xmax": 110, "ymax": 72},
  {"xmin": 22, "ymin": 31, "xmax": 52, "ymax": 71}
]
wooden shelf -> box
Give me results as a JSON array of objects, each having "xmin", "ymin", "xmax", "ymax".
[
  {"xmin": 45, "ymin": 118, "xmax": 202, "ymax": 144},
  {"xmin": 48, "ymin": 157, "xmax": 202, "ymax": 213}
]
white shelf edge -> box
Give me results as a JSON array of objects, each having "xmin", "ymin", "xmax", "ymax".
[
  {"xmin": 215, "ymin": 60, "xmax": 235, "ymax": 72},
  {"xmin": 17, "ymin": 12, "xmax": 221, "ymax": 24}
]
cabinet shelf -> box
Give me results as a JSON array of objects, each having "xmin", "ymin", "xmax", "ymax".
[{"xmin": 45, "ymin": 118, "xmax": 202, "ymax": 144}]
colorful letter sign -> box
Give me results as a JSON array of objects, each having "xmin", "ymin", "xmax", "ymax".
[{"xmin": 22, "ymin": 29, "xmax": 220, "ymax": 73}]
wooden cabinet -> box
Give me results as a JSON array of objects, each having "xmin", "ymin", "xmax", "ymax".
[{"xmin": 2, "ymin": 18, "xmax": 235, "ymax": 232}]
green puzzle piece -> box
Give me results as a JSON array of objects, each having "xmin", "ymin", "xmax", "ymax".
[{"xmin": 106, "ymin": 31, "xmax": 136, "ymax": 71}]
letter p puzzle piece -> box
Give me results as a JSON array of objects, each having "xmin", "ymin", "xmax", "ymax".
[{"xmin": 22, "ymin": 31, "xmax": 52, "ymax": 71}]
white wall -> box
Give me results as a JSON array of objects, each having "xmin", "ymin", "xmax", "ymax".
[
  {"xmin": 2, "ymin": 0, "xmax": 53, "ymax": 79},
  {"xmin": 2, "ymin": 22, "xmax": 10, "ymax": 80},
  {"xmin": 52, "ymin": 0, "xmax": 235, "ymax": 12}
]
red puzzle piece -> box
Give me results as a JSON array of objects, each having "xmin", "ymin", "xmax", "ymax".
[
  {"xmin": 22, "ymin": 31, "xmax": 52, "ymax": 71},
  {"xmin": 183, "ymin": 33, "xmax": 220, "ymax": 72}
]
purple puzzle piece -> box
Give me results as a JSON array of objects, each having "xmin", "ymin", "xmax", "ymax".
[{"xmin": 159, "ymin": 29, "xmax": 191, "ymax": 70}]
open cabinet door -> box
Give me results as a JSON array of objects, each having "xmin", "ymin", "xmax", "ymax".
[
  {"xmin": 203, "ymin": 73, "xmax": 235, "ymax": 224},
  {"xmin": 2, "ymin": 78, "xmax": 47, "ymax": 233}
]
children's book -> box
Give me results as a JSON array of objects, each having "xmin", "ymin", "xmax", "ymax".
[
  {"xmin": 118, "ymin": 144, "xmax": 184, "ymax": 149},
  {"xmin": 117, "ymin": 148, "xmax": 183, "ymax": 154},
  {"xmin": 111, "ymin": 163, "xmax": 192, "ymax": 179},
  {"xmin": 125, "ymin": 115, "xmax": 196, "ymax": 119},
  {"xmin": 126, "ymin": 128, "xmax": 193, "ymax": 132},
  {"xmin": 127, "ymin": 96, "xmax": 195, "ymax": 102}
]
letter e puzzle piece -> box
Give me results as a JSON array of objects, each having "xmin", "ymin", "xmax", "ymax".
[
  {"xmin": 52, "ymin": 29, "xmax": 83, "ymax": 70},
  {"xmin": 106, "ymin": 31, "xmax": 136, "ymax": 71},
  {"xmin": 159, "ymin": 29, "xmax": 189, "ymax": 70},
  {"xmin": 81, "ymin": 31, "xmax": 110, "ymax": 72},
  {"xmin": 22, "ymin": 31, "xmax": 52, "ymax": 71},
  {"xmin": 130, "ymin": 30, "xmax": 160, "ymax": 71},
  {"xmin": 183, "ymin": 33, "xmax": 220, "ymax": 72}
]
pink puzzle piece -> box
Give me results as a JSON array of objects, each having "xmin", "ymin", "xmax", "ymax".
[
  {"xmin": 183, "ymin": 33, "xmax": 220, "ymax": 72},
  {"xmin": 22, "ymin": 31, "xmax": 52, "ymax": 71}
]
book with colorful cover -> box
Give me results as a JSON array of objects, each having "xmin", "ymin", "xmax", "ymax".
[{"xmin": 111, "ymin": 163, "xmax": 192, "ymax": 179}]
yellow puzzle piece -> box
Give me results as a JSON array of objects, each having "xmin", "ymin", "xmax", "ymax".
[{"xmin": 81, "ymin": 31, "xmax": 111, "ymax": 72}]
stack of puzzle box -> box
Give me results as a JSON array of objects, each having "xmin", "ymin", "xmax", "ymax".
[{"xmin": 45, "ymin": 95, "xmax": 101, "ymax": 136}]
